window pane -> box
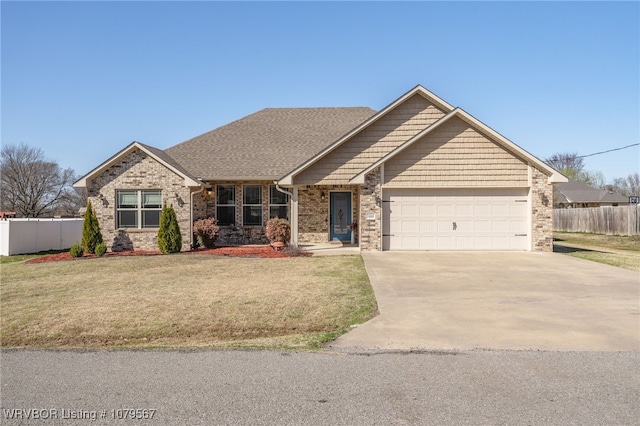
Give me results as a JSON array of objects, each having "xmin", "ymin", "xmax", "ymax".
[
  {"xmin": 118, "ymin": 210, "xmax": 137, "ymax": 228},
  {"xmin": 217, "ymin": 185, "xmax": 235, "ymax": 205},
  {"xmin": 142, "ymin": 191, "xmax": 161, "ymax": 208},
  {"xmin": 243, "ymin": 205, "xmax": 262, "ymax": 226},
  {"xmin": 118, "ymin": 191, "xmax": 138, "ymax": 208},
  {"xmin": 142, "ymin": 210, "xmax": 160, "ymax": 228},
  {"xmin": 269, "ymin": 185, "xmax": 289, "ymax": 205},
  {"xmin": 217, "ymin": 206, "xmax": 235, "ymax": 226},
  {"xmin": 243, "ymin": 185, "xmax": 262, "ymax": 205},
  {"xmin": 269, "ymin": 206, "xmax": 288, "ymax": 221}
]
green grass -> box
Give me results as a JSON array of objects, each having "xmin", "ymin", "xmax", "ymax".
[
  {"xmin": 554, "ymin": 232, "xmax": 639, "ymax": 271},
  {"xmin": 0, "ymin": 254, "xmax": 377, "ymax": 350}
]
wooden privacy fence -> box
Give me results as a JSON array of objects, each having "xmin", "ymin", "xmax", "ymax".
[{"xmin": 553, "ymin": 205, "xmax": 640, "ymax": 236}]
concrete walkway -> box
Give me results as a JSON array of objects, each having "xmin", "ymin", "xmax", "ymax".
[
  {"xmin": 328, "ymin": 252, "xmax": 640, "ymax": 352},
  {"xmin": 301, "ymin": 243, "xmax": 360, "ymax": 256}
]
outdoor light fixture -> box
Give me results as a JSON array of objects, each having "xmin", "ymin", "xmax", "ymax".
[
  {"xmin": 174, "ymin": 193, "xmax": 185, "ymax": 208},
  {"xmin": 321, "ymin": 191, "xmax": 326, "ymax": 201}
]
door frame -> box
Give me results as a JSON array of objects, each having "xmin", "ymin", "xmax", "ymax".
[{"xmin": 329, "ymin": 191, "xmax": 353, "ymax": 242}]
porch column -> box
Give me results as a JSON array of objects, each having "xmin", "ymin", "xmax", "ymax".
[{"xmin": 291, "ymin": 186, "xmax": 299, "ymax": 247}]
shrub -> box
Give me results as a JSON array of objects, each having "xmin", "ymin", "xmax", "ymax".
[
  {"xmin": 193, "ymin": 217, "xmax": 220, "ymax": 249},
  {"xmin": 95, "ymin": 242, "xmax": 107, "ymax": 257},
  {"xmin": 157, "ymin": 204, "xmax": 182, "ymax": 254},
  {"xmin": 82, "ymin": 201, "xmax": 103, "ymax": 254},
  {"xmin": 265, "ymin": 217, "xmax": 291, "ymax": 244},
  {"xmin": 69, "ymin": 242, "xmax": 84, "ymax": 258}
]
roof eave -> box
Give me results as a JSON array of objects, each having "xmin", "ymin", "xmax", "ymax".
[
  {"xmin": 200, "ymin": 176, "xmax": 281, "ymax": 182},
  {"xmin": 73, "ymin": 141, "xmax": 202, "ymax": 189},
  {"xmin": 349, "ymin": 109, "xmax": 459, "ymax": 184},
  {"xmin": 350, "ymin": 108, "xmax": 569, "ymax": 185},
  {"xmin": 454, "ymin": 110, "xmax": 568, "ymax": 183},
  {"xmin": 279, "ymin": 85, "xmax": 455, "ymax": 185}
]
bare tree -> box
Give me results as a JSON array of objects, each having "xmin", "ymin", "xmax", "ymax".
[
  {"xmin": 544, "ymin": 151, "xmax": 606, "ymax": 187},
  {"xmin": 1, "ymin": 143, "xmax": 77, "ymax": 217},
  {"xmin": 54, "ymin": 186, "xmax": 88, "ymax": 217},
  {"xmin": 544, "ymin": 152, "xmax": 585, "ymax": 178},
  {"xmin": 611, "ymin": 173, "xmax": 640, "ymax": 196}
]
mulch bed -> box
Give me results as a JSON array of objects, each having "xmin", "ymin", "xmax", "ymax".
[{"xmin": 25, "ymin": 245, "xmax": 311, "ymax": 264}]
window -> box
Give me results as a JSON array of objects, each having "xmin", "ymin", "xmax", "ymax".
[
  {"xmin": 269, "ymin": 185, "xmax": 289, "ymax": 220},
  {"xmin": 216, "ymin": 185, "xmax": 236, "ymax": 226},
  {"xmin": 116, "ymin": 190, "xmax": 162, "ymax": 229},
  {"xmin": 243, "ymin": 185, "xmax": 262, "ymax": 226}
]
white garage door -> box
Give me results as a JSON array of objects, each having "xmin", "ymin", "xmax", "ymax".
[{"xmin": 382, "ymin": 188, "xmax": 529, "ymax": 251}]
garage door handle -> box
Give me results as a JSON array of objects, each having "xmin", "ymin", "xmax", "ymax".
[
  {"xmin": 453, "ymin": 222, "xmax": 457, "ymax": 231},
  {"xmin": 383, "ymin": 234, "xmax": 394, "ymax": 237},
  {"xmin": 515, "ymin": 234, "xmax": 527, "ymax": 237}
]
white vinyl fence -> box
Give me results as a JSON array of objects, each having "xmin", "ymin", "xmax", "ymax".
[
  {"xmin": 553, "ymin": 205, "xmax": 640, "ymax": 236},
  {"xmin": 0, "ymin": 218, "xmax": 83, "ymax": 256}
]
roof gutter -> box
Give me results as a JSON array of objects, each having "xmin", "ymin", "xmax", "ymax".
[
  {"xmin": 273, "ymin": 182, "xmax": 293, "ymax": 198},
  {"xmin": 189, "ymin": 183, "xmax": 205, "ymax": 249}
]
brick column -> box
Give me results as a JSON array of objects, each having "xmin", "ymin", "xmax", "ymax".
[
  {"xmin": 531, "ymin": 167, "xmax": 554, "ymax": 252},
  {"xmin": 360, "ymin": 168, "xmax": 382, "ymax": 251}
]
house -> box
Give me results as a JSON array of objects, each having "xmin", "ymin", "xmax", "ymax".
[
  {"xmin": 555, "ymin": 179, "xmax": 630, "ymax": 208},
  {"xmin": 73, "ymin": 85, "xmax": 567, "ymax": 252}
]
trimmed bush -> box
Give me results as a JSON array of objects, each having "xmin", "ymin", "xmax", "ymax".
[
  {"xmin": 95, "ymin": 242, "xmax": 107, "ymax": 257},
  {"xmin": 82, "ymin": 201, "xmax": 103, "ymax": 254},
  {"xmin": 193, "ymin": 217, "xmax": 220, "ymax": 249},
  {"xmin": 265, "ymin": 217, "xmax": 291, "ymax": 245},
  {"xmin": 157, "ymin": 204, "xmax": 182, "ymax": 254},
  {"xmin": 69, "ymin": 242, "xmax": 84, "ymax": 258}
]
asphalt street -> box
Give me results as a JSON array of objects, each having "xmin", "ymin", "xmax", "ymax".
[{"xmin": 1, "ymin": 349, "xmax": 638, "ymax": 425}]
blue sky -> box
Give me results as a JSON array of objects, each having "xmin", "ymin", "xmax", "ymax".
[{"xmin": 2, "ymin": 1, "xmax": 638, "ymax": 182}]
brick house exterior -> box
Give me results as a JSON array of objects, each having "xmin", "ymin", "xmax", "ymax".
[{"xmin": 74, "ymin": 85, "xmax": 566, "ymax": 252}]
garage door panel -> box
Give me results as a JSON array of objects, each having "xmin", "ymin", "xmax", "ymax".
[
  {"xmin": 419, "ymin": 204, "xmax": 437, "ymax": 217},
  {"xmin": 473, "ymin": 219, "xmax": 492, "ymax": 233},
  {"xmin": 401, "ymin": 219, "xmax": 419, "ymax": 233},
  {"xmin": 419, "ymin": 221, "xmax": 436, "ymax": 233},
  {"xmin": 384, "ymin": 188, "xmax": 528, "ymax": 251},
  {"xmin": 509, "ymin": 219, "xmax": 527, "ymax": 233},
  {"xmin": 473, "ymin": 203, "xmax": 492, "ymax": 217},
  {"xmin": 455, "ymin": 203, "xmax": 473, "ymax": 216},
  {"xmin": 437, "ymin": 220, "xmax": 453, "ymax": 233}
]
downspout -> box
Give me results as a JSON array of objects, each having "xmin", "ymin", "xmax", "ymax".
[
  {"xmin": 274, "ymin": 182, "xmax": 298, "ymax": 247},
  {"xmin": 190, "ymin": 183, "xmax": 205, "ymax": 250}
]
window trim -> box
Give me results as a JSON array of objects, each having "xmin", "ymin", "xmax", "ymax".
[
  {"xmin": 242, "ymin": 184, "xmax": 263, "ymax": 226},
  {"xmin": 269, "ymin": 185, "xmax": 289, "ymax": 220},
  {"xmin": 216, "ymin": 184, "xmax": 236, "ymax": 227},
  {"xmin": 116, "ymin": 189, "xmax": 162, "ymax": 229}
]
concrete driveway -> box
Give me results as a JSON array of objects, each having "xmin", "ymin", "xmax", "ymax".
[{"xmin": 329, "ymin": 252, "xmax": 639, "ymax": 351}]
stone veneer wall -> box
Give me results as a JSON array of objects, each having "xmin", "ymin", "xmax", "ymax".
[
  {"xmin": 359, "ymin": 169, "xmax": 382, "ymax": 251},
  {"xmin": 530, "ymin": 166, "xmax": 554, "ymax": 252},
  {"xmin": 87, "ymin": 149, "xmax": 192, "ymax": 252},
  {"xmin": 193, "ymin": 181, "xmax": 274, "ymax": 245},
  {"xmin": 298, "ymin": 185, "xmax": 360, "ymax": 244}
]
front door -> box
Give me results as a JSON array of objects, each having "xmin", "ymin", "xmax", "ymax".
[{"xmin": 330, "ymin": 192, "xmax": 351, "ymax": 242}]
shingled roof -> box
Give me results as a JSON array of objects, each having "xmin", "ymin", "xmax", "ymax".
[
  {"xmin": 165, "ymin": 107, "xmax": 376, "ymax": 180},
  {"xmin": 557, "ymin": 179, "xmax": 629, "ymax": 204}
]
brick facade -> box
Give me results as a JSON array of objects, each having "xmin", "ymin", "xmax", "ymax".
[
  {"xmin": 87, "ymin": 148, "xmax": 192, "ymax": 252},
  {"xmin": 193, "ymin": 181, "xmax": 281, "ymax": 246},
  {"xmin": 298, "ymin": 185, "xmax": 360, "ymax": 244},
  {"xmin": 87, "ymin": 150, "xmax": 556, "ymax": 253},
  {"xmin": 530, "ymin": 166, "xmax": 554, "ymax": 252},
  {"xmin": 359, "ymin": 169, "xmax": 382, "ymax": 251}
]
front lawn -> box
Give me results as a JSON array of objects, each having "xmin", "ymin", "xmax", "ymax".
[
  {"xmin": 0, "ymin": 254, "xmax": 377, "ymax": 350},
  {"xmin": 553, "ymin": 232, "xmax": 640, "ymax": 271}
]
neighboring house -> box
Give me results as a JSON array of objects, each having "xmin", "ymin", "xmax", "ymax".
[
  {"xmin": 74, "ymin": 85, "xmax": 566, "ymax": 252},
  {"xmin": 555, "ymin": 179, "xmax": 630, "ymax": 208}
]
